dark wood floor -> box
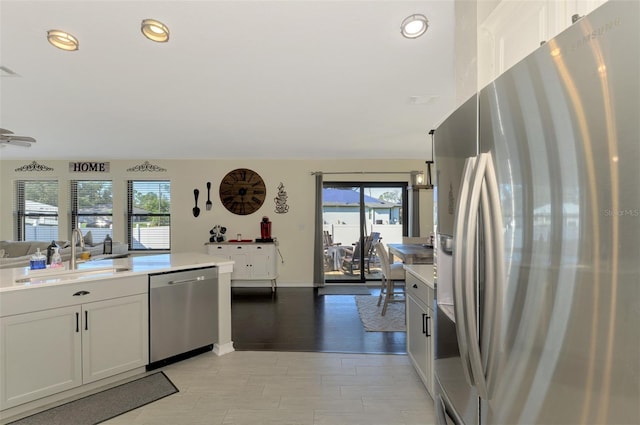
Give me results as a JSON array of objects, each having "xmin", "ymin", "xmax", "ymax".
[{"xmin": 231, "ymin": 287, "xmax": 407, "ymax": 354}]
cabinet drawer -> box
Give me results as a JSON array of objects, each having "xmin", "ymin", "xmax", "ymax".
[
  {"xmin": 0, "ymin": 275, "xmax": 148, "ymax": 317},
  {"xmin": 207, "ymin": 245, "xmax": 228, "ymax": 255},
  {"xmin": 406, "ymin": 273, "xmax": 433, "ymax": 308}
]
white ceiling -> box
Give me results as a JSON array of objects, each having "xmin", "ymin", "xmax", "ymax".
[{"xmin": 0, "ymin": 0, "xmax": 455, "ymax": 160}]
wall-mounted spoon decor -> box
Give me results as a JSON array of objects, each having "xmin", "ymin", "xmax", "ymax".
[{"xmin": 193, "ymin": 189, "xmax": 200, "ymax": 217}]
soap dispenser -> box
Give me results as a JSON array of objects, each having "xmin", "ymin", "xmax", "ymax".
[
  {"xmin": 30, "ymin": 248, "xmax": 46, "ymax": 270},
  {"xmin": 50, "ymin": 247, "xmax": 63, "ymax": 268}
]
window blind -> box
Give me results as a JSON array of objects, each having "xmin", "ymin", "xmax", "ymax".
[
  {"xmin": 15, "ymin": 180, "xmax": 59, "ymax": 241},
  {"xmin": 127, "ymin": 180, "xmax": 171, "ymax": 250},
  {"xmin": 70, "ymin": 180, "xmax": 113, "ymax": 241}
]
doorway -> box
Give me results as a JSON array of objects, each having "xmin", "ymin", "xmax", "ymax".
[{"xmin": 322, "ymin": 182, "xmax": 408, "ymax": 283}]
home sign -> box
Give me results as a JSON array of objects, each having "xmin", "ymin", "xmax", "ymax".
[{"xmin": 69, "ymin": 161, "xmax": 110, "ymax": 173}]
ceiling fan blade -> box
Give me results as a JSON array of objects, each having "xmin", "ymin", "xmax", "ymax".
[
  {"xmin": 0, "ymin": 139, "xmax": 34, "ymax": 147},
  {"xmin": 0, "ymin": 135, "xmax": 36, "ymax": 143},
  {"xmin": 0, "ymin": 128, "xmax": 15, "ymax": 135}
]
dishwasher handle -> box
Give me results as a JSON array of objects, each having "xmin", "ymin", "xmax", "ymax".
[{"xmin": 168, "ymin": 275, "xmax": 206, "ymax": 285}]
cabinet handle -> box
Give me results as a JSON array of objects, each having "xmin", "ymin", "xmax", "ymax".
[
  {"xmin": 73, "ymin": 290, "xmax": 90, "ymax": 296},
  {"xmin": 422, "ymin": 313, "xmax": 427, "ymax": 334},
  {"xmin": 75, "ymin": 312, "xmax": 79, "ymax": 332},
  {"xmin": 257, "ymin": 246, "xmax": 262, "ymax": 249},
  {"xmin": 85, "ymin": 311, "xmax": 88, "ymax": 331},
  {"xmin": 412, "ymin": 283, "xmax": 418, "ymax": 288},
  {"xmin": 425, "ymin": 315, "xmax": 431, "ymax": 338}
]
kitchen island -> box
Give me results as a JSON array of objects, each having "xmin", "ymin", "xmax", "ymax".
[{"xmin": 0, "ymin": 252, "xmax": 234, "ymax": 420}]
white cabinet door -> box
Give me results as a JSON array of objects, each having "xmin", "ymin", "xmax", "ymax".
[
  {"xmin": 250, "ymin": 245, "xmax": 275, "ymax": 279},
  {"xmin": 405, "ymin": 271, "xmax": 435, "ymax": 397},
  {"xmin": 82, "ymin": 294, "xmax": 148, "ymax": 384},
  {"xmin": 0, "ymin": 306, "xmax": 82, "ymax": 409},
  {"xmin": 479, "ymin": 1, "xmax": 551, "ymax": 88},
  {"xmin": 227, "ymin": 245, "xmax": 252, "ymax": 279},
  {"xmin": 407, "ymin": 294, "xmax": 430, "ymax": 394},
  {"xmin": 479, "ymin": 0, "xmax": 609, "ymax": 87}
]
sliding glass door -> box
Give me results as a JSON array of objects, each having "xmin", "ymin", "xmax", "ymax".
[{"xmin": 322, "ymin": 182, "xmax": 407, "ymax": 283}]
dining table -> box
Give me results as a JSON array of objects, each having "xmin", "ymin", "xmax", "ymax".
[{"xmin": 387, "ymin": 243, "xmax": 434, "ymax": 264}]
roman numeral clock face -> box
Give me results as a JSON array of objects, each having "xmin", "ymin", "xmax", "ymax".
[{"xmin": 219, "ymin": 168, "xmax": 266, "ymax": 215}]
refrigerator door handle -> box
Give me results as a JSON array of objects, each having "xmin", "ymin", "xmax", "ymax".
[
  {"xmin": 462, "ymin": 152, "xmax": 490, "ymax": 399},
  {"xmin": 483, "ymin": 153, "xmax": 505, "ymax": 400},
  {"xmin": 480, "ymin": 177, "xmax": 495, "ymax": 375},
  {"xmin": 453, "ymin": 155, "xmax": 476, "ymax": 387},
  {"xmin": 466, "ymin": 152, "xmax": 506, "ymax": 401}
]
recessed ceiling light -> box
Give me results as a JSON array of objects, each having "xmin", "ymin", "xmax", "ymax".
[
  {"xmin": 47, "ymin": 30, "xmax": 79, "ymax": 51},
  {"xmin": 401, "ymin": 14, "xmax": 428, "ymax": 39},
  {"xmin": 141, "ymin": 19, "xmax": 170, "ymax": 42}
]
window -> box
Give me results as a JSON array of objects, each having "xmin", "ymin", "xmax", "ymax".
[
  {"xmin": 71, "ymin": 180, "xmax": 113, "ymax": 243},
  {"xmin": 127, "ymin": 180, "xmax": 171, "ymax": 250},
  {"xmin": 15, "ymin": 180, "xmax": 59, "ymax": 241}
]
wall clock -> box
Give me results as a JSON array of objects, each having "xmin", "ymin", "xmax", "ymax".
[{"xmin": 219, "ymin": 168, "xmax": 266, "ymax": 215}]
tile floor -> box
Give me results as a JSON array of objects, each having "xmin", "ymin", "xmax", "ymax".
[{"xmin": 104, "ymin": 350, "xmax": 436, "ymax": 425}]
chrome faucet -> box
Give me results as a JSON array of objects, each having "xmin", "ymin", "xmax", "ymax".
[{"xmin": 70, "ymin": 228, "xmax": 84, "ymax": 270}]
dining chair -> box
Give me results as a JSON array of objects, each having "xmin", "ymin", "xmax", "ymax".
[{"xmin": 374, "ymin": 242, "xmax": 406, "ymax": 316}]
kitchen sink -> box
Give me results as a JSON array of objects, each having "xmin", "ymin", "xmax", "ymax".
[{"xmin": 15, "ymin": 266, "xmax": 132, "ymax": 284}]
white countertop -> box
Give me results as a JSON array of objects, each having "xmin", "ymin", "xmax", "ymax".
[
  {"xmin": 403, "ymin": 264, "xmax": 434, "ymax": 289},
  {"xmin": 0, "ymin": 252, "xmax": 234, "ymax": 293}
]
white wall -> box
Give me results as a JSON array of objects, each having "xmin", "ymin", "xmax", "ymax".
[{"xmin": 0, "ymin": 158, "xmax": 433, "ymax": 286}]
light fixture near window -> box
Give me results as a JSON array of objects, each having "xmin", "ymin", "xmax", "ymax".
[
  {"xmin": 401, "ymin": 14, "xmax": 428, "ymax": 39},
  {"xmin": 47, "ymin": 30, "xmax": 79, "ymax": 51},
  {"xmin": 141, "ymin": 19, "xmax": 170, "ymax": 42},
  {"xmin": 411, "ymin": 171, "xmax": 426, "ymax": 186}
]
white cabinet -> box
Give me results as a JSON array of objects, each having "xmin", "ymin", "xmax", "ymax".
[
  {"xmin": 405, "ymin": 269, "xmax": 434, "ymax": 397},
  {"xmin": 0, "ymin": 306, "xmax": 82, "ymax": 408},
  {"xmin": 81, "ymin": 294, "xmax": 148, "ymax": 384},
  {"xmin": 478, "ymin": 0, "xmax": 608, "ymax": 87},
  {"xmin": 0, "ymin": 276, "xmax": 148, "ymax": 410},
  {"xmin": 207, "ymin": 243, "xmax": 278, "ymax": 290}
]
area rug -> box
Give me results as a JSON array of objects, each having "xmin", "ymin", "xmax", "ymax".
[
  {"xmin": 318, "ymin": 285, "xmax": 372, "ymax": 295},
  {"xmin": 8, "ymin": 372, "xmax": 178, "ymax": 425},
  {"xmin": 355, "ymin": 295, "xmax": 406, "ymax": 332}
]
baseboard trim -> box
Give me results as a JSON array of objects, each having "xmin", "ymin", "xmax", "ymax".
[{"xmin": 213, "ymin": 341, "xmax": 235, "ymax": 356}]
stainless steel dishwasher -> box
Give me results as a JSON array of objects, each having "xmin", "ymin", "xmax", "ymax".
[{"xmin": 148, "ymin": 266, "xmax": 218, "ymax": 370}]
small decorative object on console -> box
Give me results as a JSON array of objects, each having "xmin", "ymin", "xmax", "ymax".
[
  {"xmin": 256, "ymin": 216, "xmax": 273, "ymax": 242},
  {"xmin": 209, "ymin": 225, "xmax": 227, "ymax": 243}
]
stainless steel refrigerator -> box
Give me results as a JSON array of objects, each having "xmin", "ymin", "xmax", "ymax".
[{"xmin": 433, "ymin": 1, "xmax": 639, "ymax": 424}]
